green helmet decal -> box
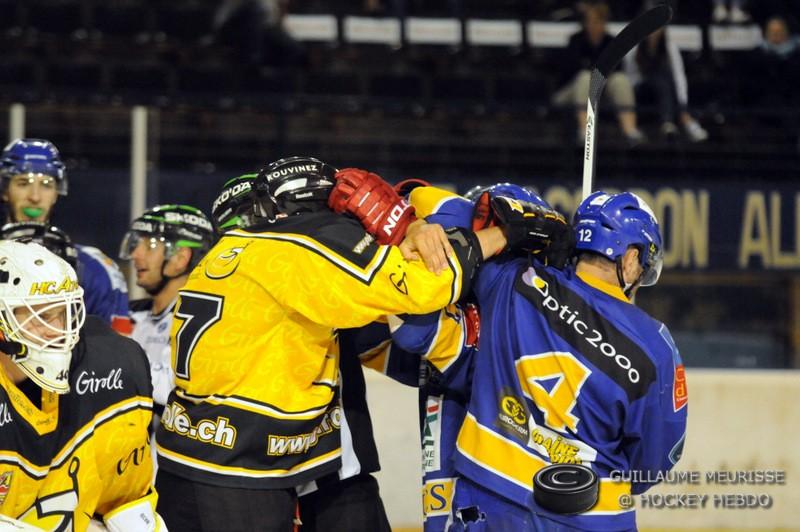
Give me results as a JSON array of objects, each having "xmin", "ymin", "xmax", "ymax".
[{"xmin": 212, "ymin": 173, "xmax": 259, "ymax": 231}]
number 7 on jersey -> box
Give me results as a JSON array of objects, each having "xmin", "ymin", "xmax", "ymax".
[{"xmin": 173, "ymin": 292, "xmax": 224, "ymax": 380}]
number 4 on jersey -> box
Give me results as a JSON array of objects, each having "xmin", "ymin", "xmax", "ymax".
[
  {"xmin": 516, "ymin": 352, "xmax": 591, "ymax": 433},
  {"xmin": 173, "ymin": 292, "xmax": 224, "ymax": 380}
]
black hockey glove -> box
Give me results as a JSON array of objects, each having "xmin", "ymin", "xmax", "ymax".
[
  {"xmin": 491, "ymin": 196, "xmax": 574, "ymax": 268},
  {"xmin": 542, "ymin": 222, "xmax": 575, "ymax": 269}
]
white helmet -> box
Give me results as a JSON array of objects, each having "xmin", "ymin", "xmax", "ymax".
[{"xmin": 0, "ymin": 240, "xmax": 85, "ymax": 394}]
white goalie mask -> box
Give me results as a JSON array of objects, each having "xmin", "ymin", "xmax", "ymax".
[{"xmin": 0, "ymin": 240, "xmax": 85, "ymax": 394}]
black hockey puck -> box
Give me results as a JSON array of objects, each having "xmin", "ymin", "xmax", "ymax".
[{"xmin": 533, "ymin": 464, "xmax": 599, "ymax": 514}]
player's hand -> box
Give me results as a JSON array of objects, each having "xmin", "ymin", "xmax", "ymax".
[
  {"xmin": 328, "ymin": 168, "xmax": 416, "ymax": 245},
  {"xmin": 399, "ymin": 220, "xmax": 454, "ymax": 275},
  {"xmin": 491, "ymin": 196, "xmax": 572, "ymax": 263},
  {"xmin": 541, "ymin": 222, "xmax": 576, "ymax": 269}
]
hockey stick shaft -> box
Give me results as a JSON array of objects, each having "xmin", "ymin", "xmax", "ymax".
[{"xmin": 581, "ymin": 3, "xmax": 673, "ymax": 198}]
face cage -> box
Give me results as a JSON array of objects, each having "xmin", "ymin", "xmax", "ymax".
[
  {"xmin": 2, "ymin": 290, "xmax": 85, "ymax": 361},
  {"xmin": 3, "ymin": 172, "xmax": 68, "ymax": 196},
  {"xmin": 119, "ymin": 231, "xmax": 178, "ymax": 261}
]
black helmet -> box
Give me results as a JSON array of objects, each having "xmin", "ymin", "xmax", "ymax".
[
  {"xmin": 254, "ymin": 156, "xmax": 337, "ymax": 219},
  {"xmin": 120, "ymin": 204, "xmax": 216, "ymax": 271},
  {"xmin": 0, "ymin": 221, "xmax": 78, "ymax": 268},
  {"xmin": 211, "ymin": 173, "xmax": 259, "ymax": 232}
]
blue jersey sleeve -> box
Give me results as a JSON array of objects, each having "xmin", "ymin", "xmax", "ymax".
[
  {"xmin": 77, "ymin": 246, "xmax": 132, "ymax": 334},
  {"xmin": 390, "ymin": 303, "xmax": 479, "ymax": 395},
  {"xmin": 408, "ymin": 186, "xmax": 473, "ymax": 226},
  {"xmin": 424, "ymin": 197, "xmax": 474, "ymax": 229},
  {"xmin": 623, "ymin": 323, "xmax": 688, "ymax": 494}
]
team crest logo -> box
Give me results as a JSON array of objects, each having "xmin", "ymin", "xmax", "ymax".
[
  {"xmin": 0, "ymin": 471, "xmax": 13, "ymax": 505},
  {"xmin": 389, "ymin": 271, "xmax": 408, "ymax": 295},
  {"xmin": 501, "ymin": 395, "xmax": 527, "ymax": 425},
  {"xmin": 205, "ymin": 245, "xmax": 246, "ymax": 280},
  {"xmin": 496, "ymin": 390, "xmax": 529, "ymax": 441}
]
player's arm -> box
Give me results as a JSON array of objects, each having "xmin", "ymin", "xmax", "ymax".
[
  {"xmin": 622, "ymin": 324, "xmax": 688, "ymax": 494},
  {"xmin": 388, "ymin": 302, "xmax": 479, "ymax": 394},
  {"xmin": 346, "ymin": 301, "xmax": 480, "ymax": 391},
  {"xmin": 329, "ymin": 169, "xmax": 505, "ymax": 273},
  {"xmin": 262, "ymin": 222, "xmax": 483, "ymax": 329},
  {"xmin": 330, "ymin": 169, "xmax": 570, "ymax": 271}
]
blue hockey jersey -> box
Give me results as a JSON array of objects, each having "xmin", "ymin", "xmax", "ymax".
[
  {"xmin": 455, "ymin": 258, "xmax": 688, "ymax": 530},
  {"xmin": 76, "ymin": 245, "xmax": 132, "ymax": 335}
]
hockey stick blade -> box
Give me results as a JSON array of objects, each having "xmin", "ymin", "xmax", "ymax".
[{"xmin": 582, "ymin": 3, "xmax": 673, "ymax": 198}]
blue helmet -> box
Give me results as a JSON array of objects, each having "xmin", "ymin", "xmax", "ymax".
[
  {"xmin": 573, "ymin": 191, "xmax": 663, "ymax": 287},
  {"xmin": 0, "ymin": 139, "xmax": 68, "ymax": 195},
  {"xmin": 464, "ymin": 182, "xmax": 548, "ymax": 208}
]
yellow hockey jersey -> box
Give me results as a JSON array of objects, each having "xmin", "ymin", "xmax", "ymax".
[
  {"xmin": 156, "ymin": 209, "xmax": 480, "ymax": 488},
  {"xmin": 0, "ymin": 316, "xmax": 156, "ymax": 531}
]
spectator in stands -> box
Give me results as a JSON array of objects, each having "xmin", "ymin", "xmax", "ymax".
[
  {"xmin": 741, "ymin": 16, "xmax": 800, "ymax": 138},
  {"xmin": 712, "ymin": 0, "xmax": 751, "ymax": 23},
  {"xmin": 623, "ymin": 27, "xmax": 709, "ymax": 142},
  {"xmin": 552, "ymin": 2, "xmax": 646, "ymax": 146},
  {"xmin": 213, "ymin": 0, "xmax": 304, "ymax": 67}
]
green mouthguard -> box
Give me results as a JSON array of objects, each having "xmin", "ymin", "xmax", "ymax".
[{"xmin": 22, "ymin": 207, "xmax": 44, "ymax": 219}]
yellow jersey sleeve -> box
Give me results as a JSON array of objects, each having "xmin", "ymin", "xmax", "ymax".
[
  {"xmin": 258, "ymin": 238, "xmax": 463, "ymax": 328},
  {"xmin": 223, "ymin": 213, "xmax": 478, "ymax": 329}
]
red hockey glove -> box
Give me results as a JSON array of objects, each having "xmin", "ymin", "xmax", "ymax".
[
  {"xmin": 471, "ymin": 190, "xmax": 496, "ymax": 231},
  {"xmin": 328, "ymin": 168, "xmax": 417, "ymax": 245}
]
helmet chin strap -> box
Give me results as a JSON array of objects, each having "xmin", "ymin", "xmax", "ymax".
[{"xmin": 145, "ymin": 259, "xmax": 186, "ymax": 296}]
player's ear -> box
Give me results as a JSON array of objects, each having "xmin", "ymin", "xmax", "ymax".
[
  {"xmin": 622, "ymin": 246, "xmax": 641, "ymax": 284},
  {"xmin": 169, "ymin": 246, "xmax": 194, "ymax": 275}
]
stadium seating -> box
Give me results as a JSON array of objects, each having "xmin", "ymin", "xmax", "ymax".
[{"xmin": 0, "ymin": 2, "xmax": 794, "ymax": 185}]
